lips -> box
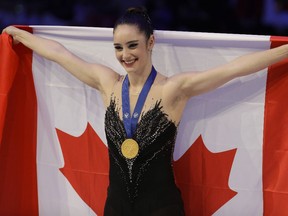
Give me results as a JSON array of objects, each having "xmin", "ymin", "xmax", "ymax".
[
  {"xmin": 122, "ymin": 58, "xmax": 138, "ymax": 67},
  {"xmin": 124, "ymin": 59, "xmax": 135, "ymax": 64}
]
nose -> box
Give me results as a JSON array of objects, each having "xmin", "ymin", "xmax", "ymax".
[{"xmin": 122, "ymin": 48, "xmax": 131, "ymax": 60}]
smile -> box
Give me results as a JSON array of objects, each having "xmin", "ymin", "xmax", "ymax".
[{"xmin": 122, "ymin": 59, "xmax": 137, "ymax": 65}]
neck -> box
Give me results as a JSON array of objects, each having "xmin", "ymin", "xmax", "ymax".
[{"xmin": 127, "ymin": 63, "xmax": 153, "ymax": 91}]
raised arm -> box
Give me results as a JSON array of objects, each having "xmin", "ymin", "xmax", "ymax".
[
  {"xmin": 171, "ymin": 44, "xmax": 288, "ymax": 99},
  {"xmin": 2, "ymin": 26, "xmax": 119, "ymax": 92}
]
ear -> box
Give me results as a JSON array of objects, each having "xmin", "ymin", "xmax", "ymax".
[{"xmin": 147, "ymin": 34, "xmax": 155, "ymax": 51}]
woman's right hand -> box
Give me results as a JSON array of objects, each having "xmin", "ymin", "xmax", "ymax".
[{"xmin": 2, "ymin": 26, "xmax": 21, "ymax": 44}]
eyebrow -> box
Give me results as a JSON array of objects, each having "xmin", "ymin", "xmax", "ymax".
[{"xmin": 113, "ymin": 40, "xmax": 139, "ymax": 46}]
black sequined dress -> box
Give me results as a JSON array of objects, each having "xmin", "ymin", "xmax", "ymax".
[{"xmin": 104, "ymin": 99, "xmax": 185, "ymax": 216}]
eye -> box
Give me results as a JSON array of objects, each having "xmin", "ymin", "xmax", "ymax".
[
  {"xmin": 114, "ymin": 45, "xmax": 122, "ymax": 51},
  {"xmin": 128, "ymin": 43, "xmax": 138, "ymax": 49}
]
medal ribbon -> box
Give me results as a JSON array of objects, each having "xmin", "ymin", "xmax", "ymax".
[{"xmin": 122, "ymin": 66, "xmax": 157, "ymax": 138}]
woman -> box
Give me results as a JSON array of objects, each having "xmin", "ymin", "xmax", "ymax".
[{"xmin": 2, "ymin": 7, "xmax": 288, "ymax": 216}]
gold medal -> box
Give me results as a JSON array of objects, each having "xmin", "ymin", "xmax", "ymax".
[{"xmin": 121, "ymin": 139, "xmax": 139, "ymax": 159}]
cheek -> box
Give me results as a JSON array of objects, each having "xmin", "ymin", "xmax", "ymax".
[{"xmin": 115, "ymin": 52, "xmax": 121, "ymax": 61}]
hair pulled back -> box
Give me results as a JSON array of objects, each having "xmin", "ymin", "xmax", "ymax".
[{"xmin": 113, "ymin": 7, "xmax": 154, "ymax": 40}]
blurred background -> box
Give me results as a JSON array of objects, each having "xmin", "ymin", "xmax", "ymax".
[{"xmin": 0, "ymin": 0, "xmax": 288, "ymax": 36}]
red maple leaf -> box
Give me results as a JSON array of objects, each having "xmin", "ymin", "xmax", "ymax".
[
  {"xmin": 56, "ymin": 123, "xmax": 109, "ymax": 216},
  {"xmin": 56, "ymin": 125, "xmax": 237, "ymax": 216},
  {"xmin": 174, "ymin": 135, "xmax": 237, "ymax": 216}
]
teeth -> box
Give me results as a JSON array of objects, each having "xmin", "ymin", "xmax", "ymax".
[{"xmin": 124, "ymin": 60, "xmax": 135, "ymax": 64}]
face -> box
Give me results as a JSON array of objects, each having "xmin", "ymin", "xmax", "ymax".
[{"xmin": 113, "ymin": 24, "xmax": 154, "ymax": 74}]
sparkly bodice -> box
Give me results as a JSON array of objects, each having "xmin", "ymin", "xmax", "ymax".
[{"xmin": 104, "ymin": 98, "xmax": 179, "ymax": 205}]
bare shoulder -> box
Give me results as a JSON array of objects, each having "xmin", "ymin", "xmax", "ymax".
[
  {"xmin": 91, "ymin": 63, "xmax": 121, "ymax": 89},
  {"xmin": 89, "ymin": 64, "xmax": 121, "ymax": 104},
  {"xmin": 151, "ymin": 71, "xmax": 194, "ymax": 123},
  {"xmin": 160, "ymin": 71, "xmax": 198, "ymax": 100}
]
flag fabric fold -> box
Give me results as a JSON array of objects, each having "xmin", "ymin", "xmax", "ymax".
[{"xmin": 0, "ymin": 26, "xmax": 288, "ymax": 216}]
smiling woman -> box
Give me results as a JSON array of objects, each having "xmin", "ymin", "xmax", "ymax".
[
  {"xmin": 106, "ymin": 7, "xmax": 186, "ymax": 215},
  {"xmin": 113, "ymin": 8, "xmax": 155, "ymax": 82},
  {"xmin": 113, "ymin": 24, "xmax": 153, "ymax": 76}
]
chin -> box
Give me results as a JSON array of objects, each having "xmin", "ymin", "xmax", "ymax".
[{"xmin": 124, "ymin": 67, "xmax": 135, "ymax": 74}]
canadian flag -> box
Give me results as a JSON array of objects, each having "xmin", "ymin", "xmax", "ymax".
[{"xmin": 1, "ymin": 26, "xmax": 288, "ymax": 216}]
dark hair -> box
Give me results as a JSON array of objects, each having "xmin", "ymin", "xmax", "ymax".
[{"xmin": 113, "ymin": 7, "xmax": 154, "ymax": 40}]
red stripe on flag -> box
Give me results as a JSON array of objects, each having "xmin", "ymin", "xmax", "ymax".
[
  {"xmin": 0, "ymin": 34, "xmax": 18, "ymax": 145},
  {"xmin": 0, "ymin": 27, "xmax": 39, "ymax": 215},
  {"xmin": 263, "ymin": 36, "xmax": 288, "ymax": 215}
]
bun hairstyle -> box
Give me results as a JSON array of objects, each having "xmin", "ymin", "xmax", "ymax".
[{"xmin": 113, "ymin": 7, "xmax": 154, "ymax": 40}]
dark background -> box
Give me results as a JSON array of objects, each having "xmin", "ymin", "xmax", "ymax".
[{"xmin": 1, "ymin": 0, "xmax": 288, "ymax": 36}]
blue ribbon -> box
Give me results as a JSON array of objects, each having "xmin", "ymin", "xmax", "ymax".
[{"xmin": 122, "ymin": 66, "xmax": 157, "ymax": 138}]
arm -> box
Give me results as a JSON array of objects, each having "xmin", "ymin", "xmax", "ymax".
[
  {"xmin": 2, "ymin": 26, "xmax": 119, "ymax": 92},
  {"xmin": 172, "ymin": 44, "xmax": 288, "ymax": 98}
]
